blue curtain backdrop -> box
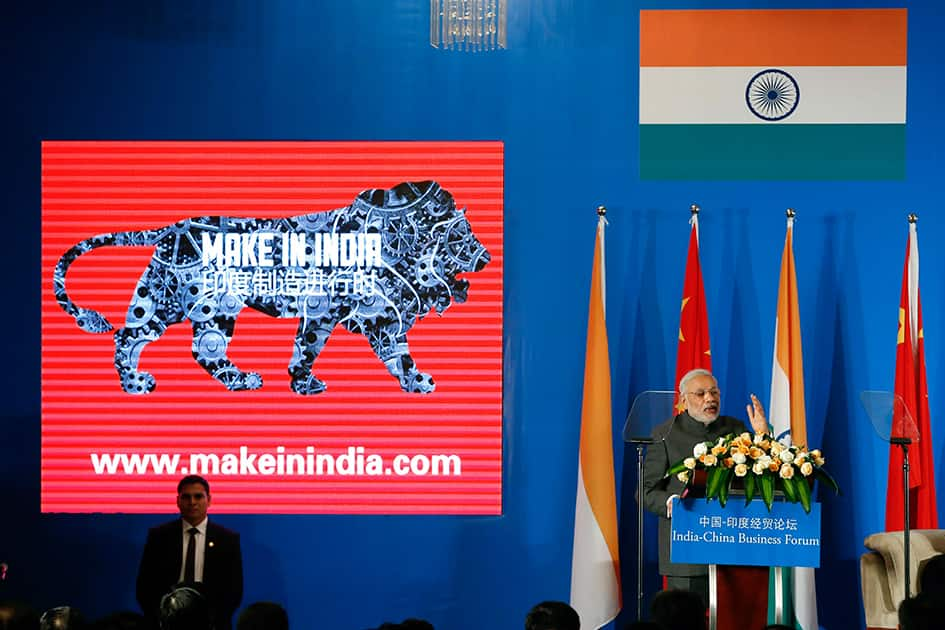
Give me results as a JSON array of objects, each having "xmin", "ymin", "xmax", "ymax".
[{"xmin": 3, "ymin": 1, "xmax": 944, "ymax": 628}]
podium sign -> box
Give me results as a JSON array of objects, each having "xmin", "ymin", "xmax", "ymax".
[{"xmin": 670, "ymin": 498, "xmax": 821, "ymax": 568}]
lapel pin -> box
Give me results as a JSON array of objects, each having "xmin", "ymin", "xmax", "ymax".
[{"xmin": 208, "ymin": 541, "xmax": 214, "ymax": 548}]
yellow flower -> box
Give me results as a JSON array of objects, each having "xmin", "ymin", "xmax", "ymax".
[
  {"xmin": 703, "ymin": 454, "xmax": 718, "ymax": 467},
  {"xmin": 712, "ymin": 445, "xmax": 727, "ymax": 456},
  {"xmin": 749, "ymin": 446, "xmax": 765, "ymax": 459},
  {"xmin": 683, "ymin": 457, "xmax": 696, "ymax": 470},
  {"xmin": 800, "ymin": 462, "xmax": 814, "ymax": 477},
  {"xmin": 734, "ymin": 463, "xmax": 748, "ymax": 477},
  {"xmin": 752, "ymin": 462, "xmax": 766, "ymax": 475},
  {"xmin": 780, "ymin": 463, "xmax": 795, "ymax": 479},
  {"xmin": 768, "ymin": 460, "xmax": 781, "ymax": 472},
  {"xmin": 677, "ymin": 471, "xmax": 690, "ymax": 483}
]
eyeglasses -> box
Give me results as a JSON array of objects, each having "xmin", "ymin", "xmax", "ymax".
[{"xmin": 685, "ymin": 388, "xmax": 720, "ymax": 399}]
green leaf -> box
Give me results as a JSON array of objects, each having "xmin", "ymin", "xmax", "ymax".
[
  {"xmin": 760, "ymin": 473, "xmax": 775, "ymax": 511},
  {"xmin": 744, "ymin": 473, "xmax": 756, "ymax": 505},
  {"xmin": 781, "ymin": 475, "xmax": 798, "ymax": 502},
  {"xmin": 815, "ymin": 468, "xmax": 841, "ymax": 494},
  {"xmin": 796, "ymin": 474, "xmax": 812, "ymax": 513},
  {"xmin": 706, "ymin": 467, "xmax": 723, "ymax": 500},
  {"xmin": 664, "ymin": 460, "xmax": 689, "ymax": 478},
  {"xmin": 718, "ymin": 468, "xmax": 733, "ymax": 507}
]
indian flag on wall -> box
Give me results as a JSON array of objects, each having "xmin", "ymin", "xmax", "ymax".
[{"xmin": 639, "ymin": 9, "xmax": 907, "ymax": 180}]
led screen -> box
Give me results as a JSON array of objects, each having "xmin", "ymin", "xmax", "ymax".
[{"xmin": 41, "ymin": 141, "xmax": 503, "ymax": 514}]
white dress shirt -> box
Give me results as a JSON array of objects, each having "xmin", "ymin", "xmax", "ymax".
[{"xmin": 178, "ymin": 517, "xmax": 208, "ymax": 583}]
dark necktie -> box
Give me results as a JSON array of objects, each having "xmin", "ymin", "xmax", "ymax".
[{"xmin": 184, "ymin": 527, "xmax": 198, "ymax": 583}]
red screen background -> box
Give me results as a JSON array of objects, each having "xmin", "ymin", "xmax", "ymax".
[{"xmin": 41, "ymin": 141, "xmax": 503, "ymax": 514}]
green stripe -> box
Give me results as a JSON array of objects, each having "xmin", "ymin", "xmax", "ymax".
[{"xmin": 640, "ymin": 124, "xmax": 905, "ymax": 180}]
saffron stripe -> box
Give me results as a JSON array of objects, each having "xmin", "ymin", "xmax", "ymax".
[{"xmin": 640, "ymin": 9, "xmax": 907, "ymax": 67}]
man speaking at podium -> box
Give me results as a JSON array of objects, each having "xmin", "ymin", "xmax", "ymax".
[
  {"xmin": 642, "ymin": 369, "xmax": 769, "ymax": 604},
  {"xmin": 136, "ymin": 475, "xmax": 243, "ymax": 630}
]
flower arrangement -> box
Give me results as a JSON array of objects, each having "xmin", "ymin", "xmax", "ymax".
[{"xmin": 664, "ymin": 432, "xmax": 840, "ymax": 513}]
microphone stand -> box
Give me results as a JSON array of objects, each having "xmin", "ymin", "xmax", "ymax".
[
  {"xmin": 891, "ymin": 437, "xmax": 912, "ymax": 599},
  {"xmin": 628, "ymin": 436, "xmax": 654, "ymax": 622}
]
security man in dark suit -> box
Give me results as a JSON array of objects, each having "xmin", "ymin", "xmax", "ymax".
[{"xmin": 136, "ymin": 475, "xmax": 243, "ymax": 630}]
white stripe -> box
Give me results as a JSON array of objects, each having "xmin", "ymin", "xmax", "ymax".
[
  {"xmin": 769, "ymin": 324, "xmax": 792, "ymax": 442},
  {"xmin": 794, "ymin": 566, "xmax": 818, "ymax": 630},
  {"xmin": 598, "ymin": 216, "xmax": 607, "ymax": 321},
  {"xmin": 571, "ymin": 461, "xmax": 620, "ymax": 629},
  {"xmin": 640, "ymin": 66, "xmax": 906, "ymax": 124},
  {"xmin": 908, "ymin": 222, "xmax": 919, "ymax": 355}
]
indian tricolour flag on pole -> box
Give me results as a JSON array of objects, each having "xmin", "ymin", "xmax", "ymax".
[
  {"xmin": 640, "ymin": 9, "xmax": 907, "ymax": 180},
  {"xmin": 570, "ymin": 214, "xmax": 621, "ymax": 629},
  {"xmin": 768, "ymin": 213, "xmax": 817, "ymax": 630}
]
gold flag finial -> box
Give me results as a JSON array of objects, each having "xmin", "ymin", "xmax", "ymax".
[
  {"xmin": 908, "ymin": 213, "xmax": 918, "ymax": 224},
  {"xmin": 597, "ymin": 205, "xmax": 607, "ymax": 217},
  {"xmin": 690, "ymin": 204, "xmax": 700, "ymax": 215},
  {"xmin": 786, "ymin": 208, "xmax": 796, "ymax": 218}
]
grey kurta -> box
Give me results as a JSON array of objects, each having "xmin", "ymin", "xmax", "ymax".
[{"xmin": 642, "ymin": 411, "xmax": 748, "ymax": 576}]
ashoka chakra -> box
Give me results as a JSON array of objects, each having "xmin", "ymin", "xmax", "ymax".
[{"xmin": 745, "ymin": 69, "xmax": 800, "ymax": 121}]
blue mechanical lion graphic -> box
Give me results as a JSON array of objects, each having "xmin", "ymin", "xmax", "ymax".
[{"xmin": 53, "ymin": 181, "xmax": 491, "ymax": 395}]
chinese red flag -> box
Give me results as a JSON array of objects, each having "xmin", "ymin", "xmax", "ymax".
[
  {"xmin": 674, "ymin": 213, "xmax": 712, "ymax": 411},
  {"xmin": 885, "ymin": 220, "xmax": 939, "ymax": 530}
]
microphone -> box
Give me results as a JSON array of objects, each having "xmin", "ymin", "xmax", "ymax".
[{"xmin": 657, "ymin": 410, "xmax": 681, "ymax": 446}]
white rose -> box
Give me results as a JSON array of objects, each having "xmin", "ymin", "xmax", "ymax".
[
  {"xmin": 780, "ymin": 463, "xmax": 795, "ymax": 479},
  {"xmin": 757, "ymin": 455, "xmax": 772, "ymax": 469},
  {"xmin": 677, "ymin": 471, "xmax": 690, "ymax": 483},
  {"xmin": 780, "ymin": 450, "xmax": 794, "ymax": 464},
  {"xmin": 800, "ymin": 462, "xmax": 814, "ymax": 477},
  {"xmin": 683, "ymin": 457, "xmax": 697, "ymax": 470},
  {"xmin": 734, "ymin": 463, "xmax": 748, "ymax": 477},
  {"xmin": 693, "ymin": 442, "xmax": 708, "ymax": 458},
  {"xmin": 752, "ymin": 462, "xmax": 766, "ymax": 475},
  {"xmin": 732, "ymin": 452, "xmax": 747, "ymax": 465}
]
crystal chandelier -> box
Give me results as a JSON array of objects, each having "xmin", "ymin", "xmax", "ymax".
[{"xmin": 430, "ymin": 0, "xmax": 506, "ymax": 51}]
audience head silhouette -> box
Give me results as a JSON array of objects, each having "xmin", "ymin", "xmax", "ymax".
[
  {"xmin": 0, "ymin": 600, "xmax": 40, "ymax": 630},
  {"xmin": 159, "ymin": 586, "xmax": 211, "ymax": 630},
  {"xmin": 87, "ymin": 611, "xmax": 149, "ymax": 630},
  {"xmin": 650, "ymin": 589, "xmax": 704, "ymax": 630},
  {"xmin": 236, "ymin": 602, "xmax": 288, "ymax": 630},
  {"xmin": 524, "ymin": 601, "xmax": 580, "ymax": 630},
  {"xmin": 898, "ymin": 591, "xmax": 945, "ymax": 630},
  {"xmin": 919, "ymin": 553, "xmax": 945, "ymax": 595},
  {"xmin": 40, "ymin": 606, "xmax": 87, "ymax": 630},
  {"xmin": 369, "ymin": 619, "xmax": 434, "ymax": 630}
]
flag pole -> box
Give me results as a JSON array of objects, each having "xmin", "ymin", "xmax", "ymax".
[
  {"xmin": 598, "ymin": 200, "xmax": 646, "ymax": 623},
  {"xmin": 894, "ymin": 212, "xmax": 919, "ymax": 600}
]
